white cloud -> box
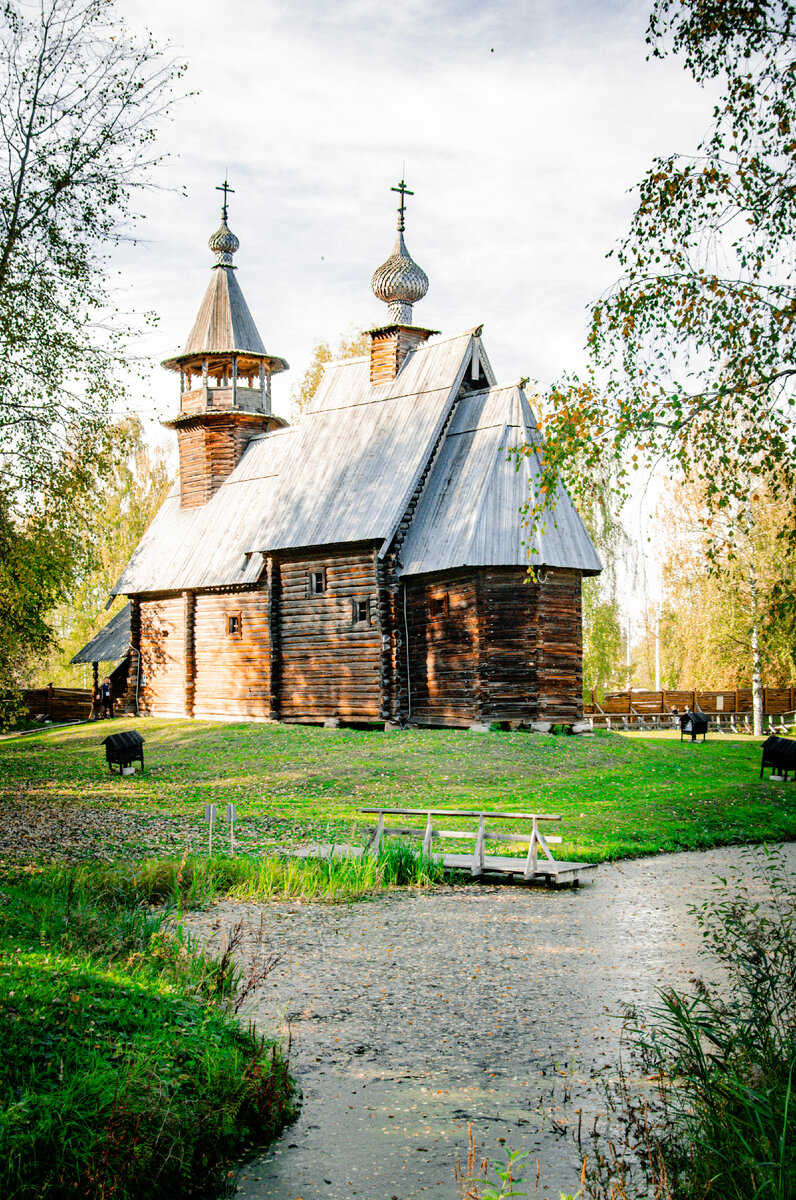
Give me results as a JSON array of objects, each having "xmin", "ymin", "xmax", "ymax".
[{"xmin": 111, "ymin": 0, "xmax": 715, "ymax": 460}]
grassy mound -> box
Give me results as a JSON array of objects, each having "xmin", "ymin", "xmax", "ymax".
[
  {"xmin": 1, "ymin": 720, "xmax": 795, "ymax": 866},
  {"xmin": 0, "ymin": 868, "xmax": 295, "ymax": 1199}
]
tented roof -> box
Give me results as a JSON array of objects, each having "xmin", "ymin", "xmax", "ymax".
[{"xmin": 161, "ymin": 265, "xmax": 288, "ymax": 372}]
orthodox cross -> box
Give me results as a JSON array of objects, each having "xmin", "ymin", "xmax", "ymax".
[
  {"xmin": 216, "ymin": 178, "xmax": 235, "ymax": 221},
  {"xmin": 391, "ymin": 178, "xmax": 413, "ymax": 232}
]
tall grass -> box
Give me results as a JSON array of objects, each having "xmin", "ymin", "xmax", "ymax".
[
  {"xmin": 581, "ymin": 846, "xmax": 796, "ymax": 1200},
  {"xmin": 0, "ymin": 868, "xmax": 295, "ymax": 1200},
  {"xmin": 51, "ymin": 844, "xmax": 446, "ymax": 911}
]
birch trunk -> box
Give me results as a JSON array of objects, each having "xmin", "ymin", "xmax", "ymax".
[{"xmin": 749, "ymin": 560, "xmax": 764, "ymax": 737}]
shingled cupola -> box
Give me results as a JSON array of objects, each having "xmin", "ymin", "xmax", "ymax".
[
  {"xmin": 161, "ymin": 182, "xmax": 289, "ymax": 509},
  {"xmin": 368, "ymin": 179, "xmax": 438, "ymax": 386}
]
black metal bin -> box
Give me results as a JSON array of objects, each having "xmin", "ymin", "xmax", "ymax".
[
  {"xmin": 680, "ymin": 710, "xmax": 708, "ymax": 743},
  {"xmin": 102, "ymin": 730, "xmax": 145, "ymax": 775},
  {"xmin": 760, "ymin": 734, "xmax": 796, "ymax": 781}
]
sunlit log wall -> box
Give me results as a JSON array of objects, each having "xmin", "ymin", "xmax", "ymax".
[
  {"xmin": 138, "ymin": 595, "xmax": 186, "ymax": 717},
  {"xmin": 192, "ymin": 589, "xmax": 271, "ymax": 720},
  {"xmin": 401, "ymin": 567, "xmax": 583, "ymax": 726},
  {"xmin": 274, "ymin": 545, "xmax": 381, "ymax": 721},
  {"xmin": 126, "ymin": 561, "xmax": 583, "ymax": 725}
]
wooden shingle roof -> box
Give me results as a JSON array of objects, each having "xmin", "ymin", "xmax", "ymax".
[
  {"xmin": 398, "ymin": 386, "xmax": 602, "ymax": 576},
  {"xmin": 161, "ymin": 265, "xmax": 288, "ymax": 373},
  {"xmin": 70, "ymin": 603, "xmax": 132, "ymax": 664},
  {"xmin": 112, "ymin": 329, "xmax": 601, "ymax": 596},
  {"xmin": 113, "ymin": 330, "xmax": 477, "ymax": 594}
]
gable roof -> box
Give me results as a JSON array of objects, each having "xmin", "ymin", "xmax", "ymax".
[
  {"xmin": 112, "ymin": 328, "xmax": 601, "ymax": 597},
  {"xmin": 70, "ymin": 603, "xmax": 132, "ymax": 664},
  {"xmin": 113, "ymin": 329, "xmax": 478, "ymax": 595},
  {"xmin": 398, "ymin": 385, "xmax": 602, "ymax": 577}
]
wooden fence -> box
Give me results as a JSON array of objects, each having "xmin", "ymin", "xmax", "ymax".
[
  {"xmin": 586, "ymin": 687, "xmax": 795, "ymax": 719},
  {"xmin": 23, "ymin": 687, "xmax": 93, "ymax": 723}
]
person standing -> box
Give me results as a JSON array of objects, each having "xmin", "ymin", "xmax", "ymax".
[{"xmin": 100, "ymin": 677, "xmax": 114, "ymax": 719}]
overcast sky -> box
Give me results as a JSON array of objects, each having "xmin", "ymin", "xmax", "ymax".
[{"xmin": 114, "ymin": 0, "xmax": 713, "ymax": 465}]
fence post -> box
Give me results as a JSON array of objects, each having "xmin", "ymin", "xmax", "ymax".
[{"xmin": 47, "ymin": 682, "xmax": 53, "ymax": 716}]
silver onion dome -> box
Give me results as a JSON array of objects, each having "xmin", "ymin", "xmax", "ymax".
[
  {"xmin": 209, "ymin": 216, "xmax": 240, "ymax": 266},
  {"xmin": 371, "ymin": 231, "xmax": 429, "ymax": 324}
]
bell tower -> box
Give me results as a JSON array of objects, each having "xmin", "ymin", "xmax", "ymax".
[{"xmin": 161, "ymin": 184, "xmax": 289, "ymax": 508}]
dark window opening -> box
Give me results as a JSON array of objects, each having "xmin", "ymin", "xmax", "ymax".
[
  {"xmin": 354, "ymin": 599, "xmax": 369, "ymax": 625},
  {"xmin": 310, "ymin": 569, "xmax": 326, "ymax": 595},
  {"xmin": 429, "ymin": 594, "xmax": 448, "ymax": 617},
  {"xmin": 227, "ymin": 613, "xmax": 242, "ymax": 637}
]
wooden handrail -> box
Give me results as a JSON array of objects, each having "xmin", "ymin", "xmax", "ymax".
[
  {"xmin": 360, "ymin": 807, "xmax": 561, "ymax": 821},
  {"xmin": 361, "ymin": 807, "xmax": 563, "ymax": 879}
]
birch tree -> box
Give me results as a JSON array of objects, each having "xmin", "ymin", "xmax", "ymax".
[
  {"xmin": 0, "ymin": 0, "xmax": 180, "ymax": 716},
  {"xmin": 531, "ymin": 0, "xmax": 796, "ymax": 567}
]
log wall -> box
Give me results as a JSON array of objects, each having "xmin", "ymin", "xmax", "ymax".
[
  {"xmin": 138, "ymin": 595, "xmax": 186, "ymax": 717},
  {"xmin": 477, "ymin": 569, "xmax": 539, "ymax": 721},
  {"xmin": 535, "ymin": 569, "xmax": 584, "ymax": 721},
  {"xmin": 276, "ymin": 547, "xmax": 381, "ymax": 720},
  {"xmin": 173, "ymin": 413, "xmax": 271, "ymax": 508},
  {"xmin": 368, "ymin": 326, "xmax": 434, "ymax": 386},
  {"xmin": 127, "ymin": 563, "xmax": 584, "ymax": 726},
  {"xmin": 405, "ymin": 573, "xmax": 480, "ymax": 725},
  {"xmin": 403, "ymin": 567, "xmax": 583, "ymax": 724},
  {"xmin": 192, "ymin": 588, "xmax": 271, "ymax": 720}
]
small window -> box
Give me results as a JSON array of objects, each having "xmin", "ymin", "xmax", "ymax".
[
  {"xmin": 429, "ymin": 594, "xmax": 448, "ymax": 617},
  {"xmin": 310, "ymin": 569, "xmax": 327, "ymax": 595},
  {"xmin": 353, "ymin": 599, "xmax": 370, "ymax": 626},
  {"xmin": 227, "ymin": 613, "xmax": 242, "ymax": 637}
]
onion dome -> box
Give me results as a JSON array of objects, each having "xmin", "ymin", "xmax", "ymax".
[
  {"xmin": 209, "ymin": 215, "xmax": 240, "ymax": 267},
  {"xmin": 371, "ymin": 179, "xmax": 429, "ymax": 324}
]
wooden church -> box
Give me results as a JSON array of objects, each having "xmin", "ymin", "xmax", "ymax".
[{"xmin": 107, "ymin": 184, "xmax": 601, "ymax": 727}]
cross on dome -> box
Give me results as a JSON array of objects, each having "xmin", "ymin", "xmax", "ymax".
[
  {"xmin": 209, "ymin": 179, "xmax": 240, "ymax": 266},
  {"xmin": 391, "ymin": 178, "xmax": 413, "ymax": 233},
  {"xmin": 216, "ymin": 178, "xmax": 235, "ymax": 222},
  {"xmin": 371, "ymin": 178, "xmax": 429, "ymax": 324}
]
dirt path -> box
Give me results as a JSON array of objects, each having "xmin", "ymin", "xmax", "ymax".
[{"xmin": 181, "ymin": 844, "xmax": 796, "ymax": 1200}]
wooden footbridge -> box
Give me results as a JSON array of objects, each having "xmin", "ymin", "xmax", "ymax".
[{"xmin": 360, "ymin": 807, "xmax": 597, "ymax": 886}]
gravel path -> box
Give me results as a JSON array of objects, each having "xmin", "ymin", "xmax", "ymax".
[{"xmin": 179, "ymin": 843, "xmax": 796, "ymax": 1200}]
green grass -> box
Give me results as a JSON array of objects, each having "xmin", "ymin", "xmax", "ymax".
[
  {"xmin": 52, "ymin": 844, "xmax": 446, "ymax": 909},
  {"xmin": 0, "ymin": 867, "xmax": 296, "ymax": 1199},
  {"xmin": 1, "ymin": 719, "xmax": 795, "ymax": 865}
]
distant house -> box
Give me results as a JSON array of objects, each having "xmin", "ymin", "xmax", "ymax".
[{"xmin": 100, "ymin": 186, "xmax": 601, "ymax": 727}]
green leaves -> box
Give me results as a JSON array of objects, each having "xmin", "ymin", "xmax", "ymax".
[
  {"xmin": 535, "ymin": 1, "xmax": 796, "ymax": 555},
  {"xmin": 0, "ymin": 0, "xmax": 179, "ymax": 702}
]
